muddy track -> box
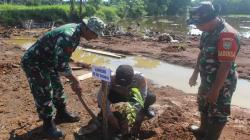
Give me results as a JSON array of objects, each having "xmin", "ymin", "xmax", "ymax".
[{"xmin": 0, "ymin": 28, "xmax": 250, "ymax": 140}]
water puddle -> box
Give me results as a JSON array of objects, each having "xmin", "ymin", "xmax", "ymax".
[
  {"xmin": 4, "ymin": 37, "xmax": 36, "ymax": 50},
  {"xmin": 5, "ymin": 39, "xmax": 250, "ymax": 109},
  {"xmin": 72, "ymin": 48, "xmax": 250, "ymax": 109}
]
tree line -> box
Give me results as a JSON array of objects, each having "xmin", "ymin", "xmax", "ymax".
[
  {"xmin": 0, "ymin": 0, "xmax": 249, "ymax": 26},
  {"xmin": 193, "ymin": 0, "xmax": 250, "ymax": 15}
]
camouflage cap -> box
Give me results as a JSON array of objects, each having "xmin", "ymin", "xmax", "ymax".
[
  {"xmin": 82, "ymin": 17, "xmax": 106, "ymax": 36},
  {"xmin": 187, "ymin": 1, "xmax": 220, "ymax": 25}
]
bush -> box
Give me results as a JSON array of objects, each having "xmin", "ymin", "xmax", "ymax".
[
  {"xmin": 0, "ymin": 4, "xmax": 70, "ymax": 26},
  {"xmin": 95, "ymin": 6, "xmax": 119, "ymax": 21}
]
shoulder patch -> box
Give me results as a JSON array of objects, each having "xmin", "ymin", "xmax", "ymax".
[{"xmin": 217, "ymin": 32, "xmax": 238, "ymax": 62}]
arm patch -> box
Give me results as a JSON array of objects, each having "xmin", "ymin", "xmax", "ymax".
[{"xmin": 217, "ymin": 32, "xmax": 238, "ymax": 62}]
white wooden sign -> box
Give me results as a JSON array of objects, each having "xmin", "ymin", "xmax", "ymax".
[{"xmin": 92, "ymin": 65, "xmax": 112, "ymax": 82}]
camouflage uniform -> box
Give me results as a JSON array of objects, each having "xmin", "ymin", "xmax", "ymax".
[
  {"xmin": 21, "ymin": 23, "xmax": 83, "ymax": 119},
  {"xmin": 198, "ymin": 18, "xmax": 240, "ymax": 123}
]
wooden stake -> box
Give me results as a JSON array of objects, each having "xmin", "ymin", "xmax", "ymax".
[{"xmin": 101, "ymin": 81, "xmax": 109, "ymax": 140}]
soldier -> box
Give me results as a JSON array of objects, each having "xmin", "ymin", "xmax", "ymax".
[
  {"xmin": 97, "ymin": 65, "xmax": 156, "ymax": 137},
  {"xmin": 21, "ymin": 17, "xmax": 106, "ymax": 138},
  {"xmin": 187, "ymin": 1, "xmax": 240, "ymax": 140}
]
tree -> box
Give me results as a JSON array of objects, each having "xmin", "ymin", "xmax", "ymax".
[
  {"xmin": 145, "ymin": 0, "xmax": 170, "ymax": 16},
  {"xmin": 167, "ymin": 0, "xmax": 191, "ymax": 15},
  {"xmin": 88, "ymin": 0, "xmax": 102, "ymax": 10},
  {"xmin": 79, "ymin": 0, "xmax": 83, "ymax": 18},
  {"xmin": 110, "ymin": 0, "xmax": 146, "ymax": 18}
]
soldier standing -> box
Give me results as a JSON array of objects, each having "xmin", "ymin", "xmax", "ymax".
[
  {"xmin": 21, "ymin": 17, "xmax": 105, "ymax": 138},
  {"xmin": 187, "ymin": 1, "xmax": 240, "ymax": 140}
]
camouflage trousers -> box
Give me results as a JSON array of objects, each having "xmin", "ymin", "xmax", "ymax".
[
  {"xmin": 21, "ymin": 61, "xmax": 67, "ymax": 120},
  {"xmin": 198, "ymin": 83, "xmax": 236, "ymax": 123}
]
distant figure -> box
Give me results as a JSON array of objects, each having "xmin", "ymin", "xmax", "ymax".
[
  {"xmin": 187, "ymin": 1, "xmax": 240, "ymax": 140},
  {"xmin": 21, "ymin": 17, "xmax": 105, "ymax": 138}
]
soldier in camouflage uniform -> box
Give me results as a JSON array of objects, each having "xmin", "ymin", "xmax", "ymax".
[
  {"xmin": 21, "ymin": 17, "xmax": 106, "ymax": 138},
  {"xmin": 187, "ymin": 2, "xmax": 240, "ymax": 140}
]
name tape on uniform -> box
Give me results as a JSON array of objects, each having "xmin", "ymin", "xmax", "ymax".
[{"xmin": 92, "ymin": 65, "xmax": 112, "ymax": 82}]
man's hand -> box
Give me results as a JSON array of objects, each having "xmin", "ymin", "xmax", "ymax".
[
  {"xmin": 71, "ymin": 80, "xmax": 82, "ymax": 94},
  {"xmin": 206, "ymin": 90, "xmax": 219, "ymax": 104},
  {"xmin": 131, "ymin": 111, "xmax": 144, "ymax": 136},
  {"xmin": 189, "ymin": 72, "xmax": 198, "ymax": 87},
  {"xmin": 65, "ymin": 74, "xmax": 83, "ymax": 94},
  {"xmin": 108, "ymin": 114, "xmax": 120, "ymax": 130}
]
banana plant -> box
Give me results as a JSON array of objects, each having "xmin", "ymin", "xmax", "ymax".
[{"xmin": 115, "ymin": 88, "xmax": 145, "ymax": 126}]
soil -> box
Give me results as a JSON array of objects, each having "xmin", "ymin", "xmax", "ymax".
[
  {"xmin": 0, "ymin": 27, "xmax": 250, "ymax": 140},
  {"xmin": 81, "ymin": 35, "xmax": 250, "ymax": 80}
]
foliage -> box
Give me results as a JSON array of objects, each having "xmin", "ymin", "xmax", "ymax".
[
  {"xmin": 192, "ymin": 0, "xmax": 250, "ymax": 15},
  {"xmin": 145, "ymin": 0, "xmax": 170, "ymax": 16},
  {"xmin": 115, "ymin": 88, "xmax": 145, "ymax": 126},
  {"xmin": 87, "ymin": 0, "xmax": 102, "ymax": 10},
  {"xmin": 0, "ymin": 4, "xmax": 70, "ymax": 25},
  {"xmin": 1, "ymin": 0, "xmax": 248, "ymax": 26},
  {"xmin": 110, "ymin": 0, "xmax": 146, "ymax": 18},
  {"xmin": 167, "ymin": 0, "xmax": 191, "ymax": 15},
  {"xmin": 130, "ymin": 88, "xmax": 144, "ymax": 108},
  {"xmin": 0, "ymin": 0, "xmax": 63, "ymax": 5},
  {"xmin": 115, "ymin": 103, "xmax": 137, "ymax": 126},
  {"xmin": 95, "ymin": 6, "xmax": 120, "ymax": 22}
]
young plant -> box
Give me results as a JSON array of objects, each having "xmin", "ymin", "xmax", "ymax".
[{"xmin": 114, "ymin": 88, "xmax": 144, "ymax": 126}]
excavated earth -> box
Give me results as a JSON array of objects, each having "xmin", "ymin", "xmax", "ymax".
[{"xmin": 0, "ymin": 27, "xmax": 250, "ymax": 140}]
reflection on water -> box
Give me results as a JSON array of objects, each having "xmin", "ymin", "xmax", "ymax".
[
  {"xmin": 118, "ymin": 16, "xmax": 250, "ymax": 38},
  {"xmin": 133, "ymin": 57, "xmax": 160, "ymax": 69},
  {"xmin": 72, "ymin": 48, "xmax": 110, "ymax": 66},
  {"xmin": 4, "ymin": 38, "xmax": 36, "ymax": 49}
]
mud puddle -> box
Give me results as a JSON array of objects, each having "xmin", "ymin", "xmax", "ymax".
[
  {"xmin": 5, "ymin": 38, "xmax": 250, "ymax": 109},
  {"xmin": 72, "ymin": 48, "xmax": 250, "ymax": 109}
]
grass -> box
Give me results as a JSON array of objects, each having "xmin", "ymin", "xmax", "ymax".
[
  {"xmin": 0, "ymin": 4, "xmax": 71, "ymax": 26},
  {"xmin": 0, "ymin": 4, "xmax": 121, "ymax": 26}
]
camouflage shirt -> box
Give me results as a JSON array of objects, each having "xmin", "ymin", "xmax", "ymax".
[
  {"xmin": 22, "ymin": 23, "xmax": 83, "ymax": 76},
  {"xmin": 199, "ymin": 18, "xmax": 240, "ymax": 92},
  {"xmin": 97, "ymin": 72, "xmax": 148, "ymax": 115}
]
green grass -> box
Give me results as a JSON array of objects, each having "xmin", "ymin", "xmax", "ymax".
[
  {"xmin": 0, "ymin": 4, "xmax": 71, "ymax": 26},
  {"xmin": 0, "ymin": 4, "xmax": 121, "ymax": 26}
]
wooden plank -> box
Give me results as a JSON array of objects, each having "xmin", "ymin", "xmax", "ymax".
[
  {"xmin": 71, "ymin": 66, "xmax": 84, "ymax": 70},
  {"xmin": 79, "ymin": 48, "xmax": 126, "ymax": 58},
  {"xmin": 77, "ymin": 72, "xmax": 92, "ymax": 81}
]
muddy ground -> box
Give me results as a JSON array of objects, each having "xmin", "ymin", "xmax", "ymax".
[
  {"xmin": 0, "ymin": 27, "xmax": 250, "ymax": 140},
  {"xmin": 82, "ymin": 34, "xmax": 250, "ymax": 80}
]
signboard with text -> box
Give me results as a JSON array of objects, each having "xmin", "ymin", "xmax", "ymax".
[{"xmin": 92, "ymin": 65, "xmax": 112, "ymax": 82}]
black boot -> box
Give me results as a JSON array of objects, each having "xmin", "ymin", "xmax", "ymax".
[
  {"xmin": 54, "ymin": 106, "xmax": 80, "ymax": 124},
  {"xmin": 204, "ymin": 122, "xmax": 226, "ymax": 140},
  {"xmin": 189, "ymin": 114, "xmax": 207, "ymax": 139},
  {"xmin": 43, "ymin": 117, "xmax": 65, "ymax": 138}
]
